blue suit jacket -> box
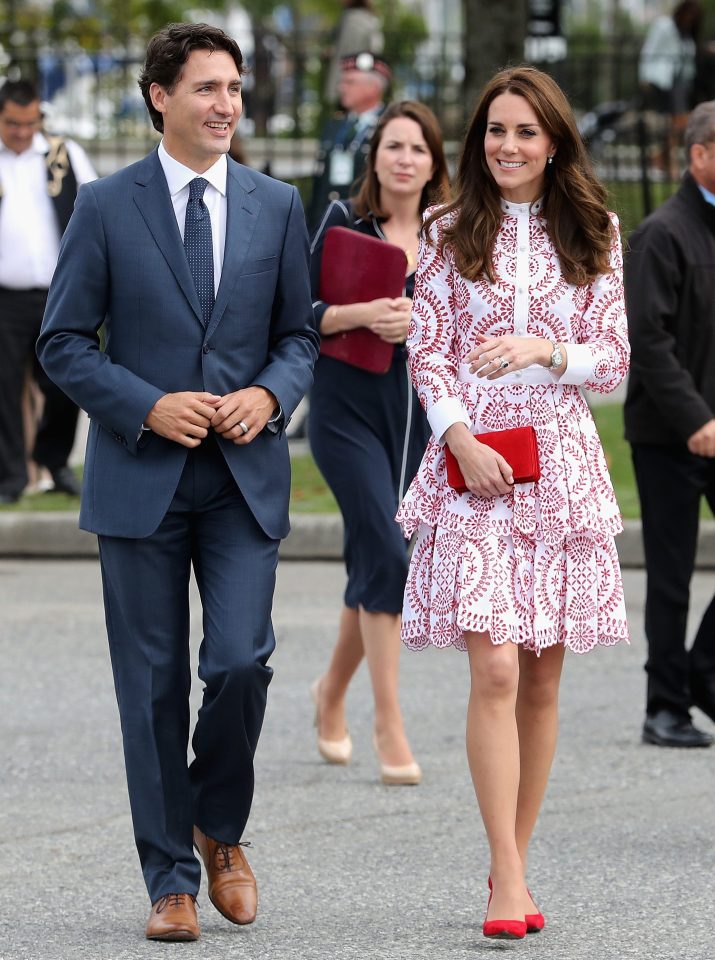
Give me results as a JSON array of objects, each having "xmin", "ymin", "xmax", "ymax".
[{"xmin": 38, "ymin": 150, "xmax": 319, "ymax": 540}]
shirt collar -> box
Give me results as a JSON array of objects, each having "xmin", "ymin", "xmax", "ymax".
[
  {"xmin": 697, "ymin": 182, "xmax": 715, "ymax": 207},
  {"xmin": 354, "ymin": 105, "xmax": 382, "ymax": 129},
  {"xmin": 158, "ymin": 141, "xmax": 227, "ymax": 198},
  {"xmin": 0, "ymin": 131, "xmax": 49, "ymax": 157}
]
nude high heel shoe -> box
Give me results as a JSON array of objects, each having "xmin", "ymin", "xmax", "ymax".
[
  {"xmin": 311, "ymin": 677, "xmax": 352, "ymax": 765},
  {"xmin": 372, "ymin": 734, "xmax": 422, "ymax": 785}
]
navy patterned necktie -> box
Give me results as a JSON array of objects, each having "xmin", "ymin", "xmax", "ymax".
[{"xmin": 184, "ymin": 177, "xmax": 214, "ymax": 326}]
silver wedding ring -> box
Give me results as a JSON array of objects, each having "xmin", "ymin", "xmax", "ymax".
[
  {"xmin": 238, "ymin": 420, "xmax": 249, "ymax": 435},
  {"xmin": 499, "ymin": 359, "xmax": 510, "ymax": 370}
]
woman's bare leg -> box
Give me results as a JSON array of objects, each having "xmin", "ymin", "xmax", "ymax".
[
  {"xmin": 360, "ymin": 608, "xmax": 415, "ymax": 767},
  {"xmin": 317, "ymin": 605, "xmax": 363, "ymax": 741},
  {"xmin": 465, "ymin": 631, "xmax": 527, "ymax": 921},
  {"xmin": 515, "ymin": 643, "xmax": 565, "ymax": 908}
]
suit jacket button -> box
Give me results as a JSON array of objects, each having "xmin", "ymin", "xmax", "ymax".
[{"xmin": 203, "ymin": 344, "xmax": 211, "ymax": 355}]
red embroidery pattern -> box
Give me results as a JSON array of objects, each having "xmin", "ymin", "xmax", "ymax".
[{"xmin": 397, "ymin": 205, "xmax": 630, "ymax": 655}]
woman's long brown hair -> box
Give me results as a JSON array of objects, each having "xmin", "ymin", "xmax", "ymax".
[
  {"xmin": 352, "ymin": 100, "xmax": 450, "ymax": 221},
  {"xmin": 426, "ymin": 66, "xmax": 614, "ymax": 286}
]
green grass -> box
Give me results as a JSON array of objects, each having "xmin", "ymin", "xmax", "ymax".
[
  {"xmin": 606, "ymin": 180, "xmax": 679, "ymax": 239},
  {"xmin": 591, "ymin": 403, "xmax": 712, "ymax": 520},
  {"xmin": 590, "ymin": 403, "xmax": 640, "ymax": 518},
  {"xmin": 2, "ymin": 409, "xmax": 710, "ymax": 521},
  {"xmin": 289, "ymin": 453, "xmax": 338, "ymax": 513},
  {"xmin": 0, "ymin": 465, "xmax": 84, "ymax": 512}
]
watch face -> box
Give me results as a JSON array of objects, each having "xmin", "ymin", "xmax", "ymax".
[{"xmin": 550, "ymin": 347, "xmax": 563, "ymax": 369}]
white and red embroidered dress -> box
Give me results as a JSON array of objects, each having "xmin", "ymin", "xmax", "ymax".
[{"xmin": 396, "ymin": 198, "xmax": 630, "ymax": 655}]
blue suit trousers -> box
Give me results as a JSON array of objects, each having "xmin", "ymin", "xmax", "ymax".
[{"xmin": 98, "ymin": 437, "xmax": 278, "ymax": 902}]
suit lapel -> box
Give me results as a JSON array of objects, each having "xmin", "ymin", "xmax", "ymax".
[
  {"xmin": 132, "ymin": 151, "xmax": 204, "ymax": 326},
  {"xmin": 206, "ymin": 161, "xmax": 260, "ymax": 338}
]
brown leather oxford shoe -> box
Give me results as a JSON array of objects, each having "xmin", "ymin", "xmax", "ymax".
[
  {"xmin": 193, "ymin": 826, "xmax": 257, "ymax": 925},
  {"xmin": 145, "ymin": 893, "xmax": 199, "ymax": 941}
]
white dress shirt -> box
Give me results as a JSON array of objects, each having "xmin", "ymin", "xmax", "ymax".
[
  {"xmin": 158, "ymin": 142, "xmax": 227, "ymax": 296},
  {"xmin": 0, "ymin": 132, "xmax": 96, "ymax": 289},
  {"xmin": 155, "ymin": 143, "xmax": 282, "ymax": 429}
]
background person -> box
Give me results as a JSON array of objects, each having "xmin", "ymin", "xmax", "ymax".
[
  {"xmin": 38, "ymin": 22, "xmax": 318, "ymax": 941},
  {"xmin": 0, "ymin": 79, "xmax": 96, "ymax": 503},
  {"xmin": 324, "ymin": 0, "xmax": 384, "ymax": 106},
  {"xmin": 309, "ymin": 100, "xmax": 449, "ymax": 785},
  {"xmin": 397, "ymin": 67, "xmax": 630, "ymax": 938},
  {"xmin": 625, "ymin": 100, "xmax": 715, "ymax": 749},
  {"xmin": 638, "ymin": 0, "xmax": 702, "ymax": 176},
  {"xmin": 307, "ymin": 52, "xmax": 390, "ymax": 231}
]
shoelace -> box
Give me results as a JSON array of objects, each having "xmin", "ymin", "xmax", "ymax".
[
  {"xmin": 215, "ymin": 839, "xmax": 251, "ymax": 873},
  {"xmin": 155, "ymin": 893, "xmax": 196, "ymax": 913}
]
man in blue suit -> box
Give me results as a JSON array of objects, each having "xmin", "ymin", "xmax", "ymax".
[{"xmin": 38, "ymin": 23, "xmax": 318, "ymax": 942}]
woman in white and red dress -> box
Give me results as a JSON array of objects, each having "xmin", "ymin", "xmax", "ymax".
[{"xmin": 397, "ymin": 67, "xmax": 630, "ymax": 940}]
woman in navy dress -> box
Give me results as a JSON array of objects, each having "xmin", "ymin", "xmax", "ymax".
[{"xmin": 308, "ymin": 101, "xmax": 449, "ymax": 784}]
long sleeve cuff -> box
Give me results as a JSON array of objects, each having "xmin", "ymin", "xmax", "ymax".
[
  {"xmin": 427, "ymin": 395, "xmax": 471, "ymax": 444},
  {"xmin": 554, "ymin": 344, "xmax": 594, "ymax": 385}
]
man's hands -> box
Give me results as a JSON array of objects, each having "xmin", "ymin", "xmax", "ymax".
[
  {"xmin": 145, "ymin": 392, "xmax": 221, "ymax": 448},
  {"xmin": 145, "ymin": 386, "xmax": 278, "ymax": 448},
  {"xmin": 210, "ymin": 386, "xmax": 278, "ymax": 444},
  {"xmin": 688, "ymin": 419, "xmax": 715, "ymax": 457}
]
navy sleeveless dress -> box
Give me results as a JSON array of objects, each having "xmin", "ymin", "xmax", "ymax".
[{"xmin": 309, "ymin": 200, "xmax": 430, "ymax": 613}]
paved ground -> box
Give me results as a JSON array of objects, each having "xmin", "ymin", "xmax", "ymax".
[{"xmin": 1, "ymin": 559, "xmax": 713, "ymax": 960}]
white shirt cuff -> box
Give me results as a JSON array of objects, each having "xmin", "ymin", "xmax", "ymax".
[
  {"xmin": 553, "ymin": 344, "xmax": 593, "ymax": 385},
  {"xmin": 427, "ymin": 396, "xmax": 471, "ymax": 444},
  {"xmin": 265, "ymin": 404, "xmax": 283, "ymax": 434}
]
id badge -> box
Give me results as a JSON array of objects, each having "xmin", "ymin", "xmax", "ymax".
[{"xmin": 330, "ymin": 148, "xmax": 354, "ymax": 186}]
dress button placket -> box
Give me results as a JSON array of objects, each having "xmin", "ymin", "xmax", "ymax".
[{"xmin": 515, "ymin": 210, "xmax": 529, "ymax": 338}]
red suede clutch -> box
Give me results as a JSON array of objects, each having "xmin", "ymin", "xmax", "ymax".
[
  {"xmin": 319, "ymin": 226, "xmax": 408, "ymax": 374},
  {"xmin": 444, "ymin": 426, "xmax": 541, "ymax": 492}
]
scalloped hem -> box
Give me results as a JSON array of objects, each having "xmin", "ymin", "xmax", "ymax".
[{"xmin": 401, "ymin": 523, "xmax": 629, "ymax": 656}]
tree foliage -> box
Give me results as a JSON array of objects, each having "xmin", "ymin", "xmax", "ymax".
[{"xmin": 462, "ymin": 0, "xmax": 527, "ymax": 109}]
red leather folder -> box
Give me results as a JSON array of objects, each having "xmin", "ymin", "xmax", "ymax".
[
  {"xmin": 319, "ymin": 226, "xmax": 408, "ymax": 374},
  {"xmin": 444, "ymin": 426, "xmax": 541, "ymax": 492}
]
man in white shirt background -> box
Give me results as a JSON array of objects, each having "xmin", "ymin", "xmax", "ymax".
[{"xmin": 0, "ymin": 79, "xmax": 96, "ymax": 503}]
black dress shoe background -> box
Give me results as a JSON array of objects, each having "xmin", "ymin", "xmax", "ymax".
[
  {"xmin": 690, "ymin": 679, "xmax": 715, "ymax": 724},
  {"xmin": 642, "ymin": 708, "xmax": 713, "ymax": 748},
  {"xmin": 49, "ymin": 466, "xmax": 81, "ymax": 496},
  {"xmin": 0, "ymin": 492, "xmax": 20, "ymax": 504}
]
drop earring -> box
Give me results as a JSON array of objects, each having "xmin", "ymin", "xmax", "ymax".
[{"xmin": 547, "ymin": 155, "xmax": 554, "ymax": 165}]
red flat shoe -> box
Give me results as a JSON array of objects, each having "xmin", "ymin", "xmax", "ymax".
[{"xmin": 482, "ymin": 889, "xmax": 527, "ymax": 940}]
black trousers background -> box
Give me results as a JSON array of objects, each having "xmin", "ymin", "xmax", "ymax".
[
  {"xmin": 631, "ymin": 443, "xmax": 715, "ymax": 716},
  {"xmin": 0, "ymin": 287, "xmax": 79, "ymax": 496}
]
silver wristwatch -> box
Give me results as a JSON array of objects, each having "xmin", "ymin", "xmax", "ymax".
[{"xmin": 548, "ymin": 341, "xmax": 563, "ymax": 371}]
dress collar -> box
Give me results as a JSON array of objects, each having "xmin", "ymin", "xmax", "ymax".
[{"xmin": 500, "ymin": 196, "xmax": 544, "ymax": 216}]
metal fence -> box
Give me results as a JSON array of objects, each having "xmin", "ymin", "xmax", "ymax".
[{"xmin": 5, "ymin": 33, "xmax": 699, "ymax": 225}]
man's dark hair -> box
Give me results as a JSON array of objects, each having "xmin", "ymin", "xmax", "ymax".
[
  {"xmin": 138, "ymin": 22, "xmax": 244, "ymax": 133},
  {"xmin": 0, "ymin": 79, "xmax": 40, "ymax": 113}
]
